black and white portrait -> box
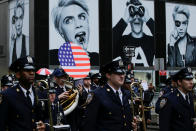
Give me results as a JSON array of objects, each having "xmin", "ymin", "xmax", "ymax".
[
  {"xmin": 9, "ymin": 0, "xmax": 29, "ymax": 65},
  {"xmin": 166, "ymin": 3, "xmax": 196, "ymax": 67},
  {"xmin": 49, "ymin": 0, "xmax": 99, "ymax": 66},
  {"xmin": 112, "ymin": 0, "xmax": 154, "ymax": 67}
]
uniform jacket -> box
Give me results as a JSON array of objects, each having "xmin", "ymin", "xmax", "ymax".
[
  {"xmin": 155, "ymin": 85, "xmax": 176, "ymax": 114},
  {"xmin": 168, "ymin": 33, "xmax": 196, "ymax": 67},
  {"xmin": 159, "ymin": 89, "xmax": 195, "ymax": 131},
  {"xmin": 0, "ymin": 84, "xmax": 43, "ymax": 131},
  {"xmin": 82, "ymin": 84, "xmax": 133, "ymax": 131}
]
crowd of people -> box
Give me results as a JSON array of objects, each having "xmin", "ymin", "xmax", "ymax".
[{"xmin": 0, "ymin": 55, "xmax": 196, "ymax": 131}]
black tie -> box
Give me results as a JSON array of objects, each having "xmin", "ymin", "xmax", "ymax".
[
  {"xmin": 185, "ymin": 95, "xmax": 189, "ymax": 104},
  {"xmin": 26, "ymin": 90, "xmax": 32, "ymax": 106},
  {"xmin": 116, "ymin": 91, "xmax": 122, "ymax": 104}
]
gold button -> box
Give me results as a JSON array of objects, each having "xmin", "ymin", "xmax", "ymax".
[
  {"xmin": 16, "ymin": 115, "xmax": 19, "ymax": 118},
  {"xmin": 32, "ymin": 119, "xmax": 34, "ymax": 122},
  {"xmin": 32, "ymin": 109, "xmax": 34, "ymax": 113},
  {"xmin": 124, "ymin": 123, "xmax": 127, "ymax": 126},
  {"xmin": 33, "ymin": 129, "xmax": 36, "ymax": 131},
  {"xmin": 108, "ymin": 112, "xmax": 112, "ymax": 115},
  {"xmin": 123, "ymin": 115, "xmax": 126, "ymax": 118}
]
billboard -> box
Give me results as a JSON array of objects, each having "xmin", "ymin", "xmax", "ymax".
[
  {"xmin": 166, "ymin": 3, "xmax": 196, "ymax": 67},
  {"xmin": 9, "ymin": 0, "xmax": 29, "ymax": 65},
  {"xmin": 49, "ymin": 0, "xmax": 99, "ymax": 66},
  {"xmin": 112, "ymin": 0, "xmax": 154, "ymax": 67}
]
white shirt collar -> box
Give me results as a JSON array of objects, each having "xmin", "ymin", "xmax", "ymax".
[
  {"xmin": 178, "ymin": 89, "xmax": 187, "ymax": 100},
  {"xmin": 20, "ymin": 84, "xmax": 33, "ymax": 96},
  {"xmin": 107, "ymin": 83, "xmax": 122, "ymax": 95}
]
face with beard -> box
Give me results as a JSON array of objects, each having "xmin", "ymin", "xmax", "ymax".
[
  {"xmin": 14, "ymin": 7, "xmax": 24, "ymax": 37},
  {"xmin": 60, "ymin": 4, "xmax": 89, "ymax": 51},
  {"xmin": 129, "ymin": 5, "xmax": 144, "ymax": 35},
  {"xmin": 174, "ymin": 13, "xmax": 188, "ymax": 38}
]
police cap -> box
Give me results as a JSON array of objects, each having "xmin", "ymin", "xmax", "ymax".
[
  {"xmin": 49, "ymin": 88, "xmax": 56, "ymax": 94},
  {"xmin": 174, "ymin": 67, "xmax": 193, "ymax": 80},
  {"xmin": 1, "ymin": 75, "xmax": 13, "ymax": 87},
  {"xmin": 52, "ymin": 68, "xmax": 68, "ymax": 77},
  {"xmin": 84, "ymin": 73, "xmax": 91, "ymax": 79},
  {"xmin": 101, "ymin": 60, "xmax": 125, "ymax": 75},
  {"xmin": 9, "ymin": 56, "xmax": 35, "ymax": 73},
  {"xmin": 91, "ymin": 73, "xmax": 101, "ymax": 79}
]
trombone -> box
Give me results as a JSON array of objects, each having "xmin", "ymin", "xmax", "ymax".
[{"xmin": 128, "ymin": 82, "xmax": 147, "ymax": 131}]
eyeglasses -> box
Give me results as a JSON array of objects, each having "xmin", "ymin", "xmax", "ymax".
[
  {"xmin": 175, "ymin": 20, "xmax": 188, "ymax": 27},
  {"xmin": 129, "ymin": 6, "xmax": 145, "ymax": 17}
]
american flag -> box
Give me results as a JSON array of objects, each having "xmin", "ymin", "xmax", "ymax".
[{"xmin": 58, "ymin": 42, "xmax": 90, "ymax": 79}]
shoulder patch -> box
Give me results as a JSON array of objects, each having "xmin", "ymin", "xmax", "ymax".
[
  {"xmin": 0, "ymin": 94, "xmax": 3, "ymax": 104},
  {"xmin": 160, "ymin": 98, "xmax": 167, "ymax": 109},
  {"xmin": 85, "ymin": 92, "xmax": 94, "ymax": 105}
]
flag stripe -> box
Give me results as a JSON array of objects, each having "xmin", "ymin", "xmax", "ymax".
[
  {"xmin": 72, "ymin": 49, "xmax": 86, "ymax": 52},
  {"xmin": 75, "ymin": 63, "xmax": 90, "ymax": 66},
  {"xmin": 71, "ymin": 46, "xmax": 83, "ymax": 49},
  {"xmin": 62, "ymin": 66, "xmax": 90, "ymax": 69},
  {"xmin": 64, "ymin": 72, "xmax": 89, "ymax": 75},
  {"xmin": 70, "ymin": 75, "xmax": 88, "ymax": 78},
  {"xmin": 74, "ymin": 58, "xmax": 90, "ymax": 61},
  {"xmin": 75, "ymin": 61, "xmax": 90, "ymax": 64},
  {"xmin": 72, "ymin": 52, "xmax": 87, "ymax": 55},
  {"xmin": 64, "ymin": 69, "xmax": 90, "ymax": 72}
]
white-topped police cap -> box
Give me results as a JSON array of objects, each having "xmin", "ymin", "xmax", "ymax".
[
  {"xmin": 175, "ymin": 67, "xmax": 193, "ymax": 80},
  {"xmin": 102, "ymin": 59, "xmax": 125, "ymax": 74},
  {"xmin": 9, "ymin": 56, "xmax": 35, "ymax": 72}
]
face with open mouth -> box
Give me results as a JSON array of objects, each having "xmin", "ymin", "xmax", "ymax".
[
  {"xmin": 130, "ymin": 15, "xmax": 143, "ymax": 35},
  {"xmin": 60, "ymin": 4, "xmax": 89, "ymax": 51}
]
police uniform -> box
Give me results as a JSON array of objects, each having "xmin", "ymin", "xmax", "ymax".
[
  {"xmin": 91, "ymin": 73, "xmax": 101, "ymax": 90},
  {"xmin": 1, "ymin": 75, "xmax": 14, "ymax": 91},
  {"xmin": 159, "ymin": 67, "xmax": 195, "ymax": 131},
  {"xmin": 0, "ymin": 56, "xmax": 44, "ymax": 131},
  {"xmin": 155, "ymin": 77, "xmax": 177, "ymax": 114},
  {"xmin": 82, "ymin": 60, "xmax": 133, "ymax": 131},
  {"xmin": 52, "ymin": 68, "xmax": 78, "ymax": 131}
]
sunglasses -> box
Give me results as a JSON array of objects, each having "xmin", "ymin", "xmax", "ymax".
[
  {"xmin": 129, "ymin": 6, "xmax": 145, "ymax": 17},
  {"xmin": 175, "ymin": 20, "xmax": 188, "ymax": 27}
]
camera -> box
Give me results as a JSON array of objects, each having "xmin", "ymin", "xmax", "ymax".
[{"xmin": 129, "ymin": 5, "xmax": 145, "ymax": 17}]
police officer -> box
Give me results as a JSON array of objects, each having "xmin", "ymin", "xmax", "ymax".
[
  {"xmin": 82, "ymin": 60, "xmax": 137, "ymax": 131},
  {"xmin": 159, "ymin": 67, "xmax": 195, "ymax": 131},
  {"xmin": 52, "ymin": 68, "xmax": 78, "ymax": 131},
  {"xmin": 0, "ymin": 56, "xmax": 45, "ymax": 131},
  {"xmin": 155, "ymin": 73, "xmax": 178, "ymax": 114},
  {"xmin": 45, "ymin": 88, "xmax": 67, "ymax": 129},
  {"xmin": 1, "ymin": 75, "xmax": 14, "ymax": 91},
  {"xmin": 91, "ymin": 73, "xmax": 101, "ymax": 90}
]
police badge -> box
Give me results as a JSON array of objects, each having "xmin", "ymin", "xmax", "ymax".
[{"xmin": 85, "ymin": 92, "xmax": 94, "ymax": 105}]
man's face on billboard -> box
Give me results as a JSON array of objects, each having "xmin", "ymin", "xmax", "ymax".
[{"xmin": 174, "ymin": 13, "xmax": 188, "ymax": 38}]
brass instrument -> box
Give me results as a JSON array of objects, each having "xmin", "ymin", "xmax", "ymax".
[
  {"xmin": 37, "ymin": 80, "xmax": 54, "ymax": 131},
  {"xmin": 59, "ymin": 80, "xmax": 79, "ymax": 116},
  {"xmin": 129, "ymin": 82, "xmax": 147, "ymax": 131}
]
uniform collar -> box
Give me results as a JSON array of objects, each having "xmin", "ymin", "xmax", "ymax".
[
  {"xmin": 20, "ymin": 84, "xmax": 33, "ymax": 96},
  {"xmin": 107, "ymin": 83, "xmax": 122, "ymax": 95},
  {"xmin": 177, "ymin": 89, "xmax": 187, "ymax": 100}
]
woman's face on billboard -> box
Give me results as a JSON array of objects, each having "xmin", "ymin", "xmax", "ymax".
[{"xmin": 60, "ymin": 4, "xmax": 89, "ymax": 51}]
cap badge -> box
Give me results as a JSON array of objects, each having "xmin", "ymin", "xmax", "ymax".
[
  {"xmin": 16, "ymin": 88, "xmax": 20, "ymax": 92},
  {"xmin": 27, "ymin": 56, "xmax": 33, "ymax": 64},
  {"xmin": 187, "ymin": 67, "xmax": 191, "ymax": 73},
  {"xmin": 107, "ymin": 88, "xmax": 110, "ymax": 92}
]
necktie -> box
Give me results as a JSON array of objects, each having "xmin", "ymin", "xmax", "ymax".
[
  {"xmin": 185, "ymin": 95, "xmax": 189, "ymax": 104},
  {"xmin": 26, "ymin": 90, "xmax": 32, "ymax": 106},
  {"xmin": 116, "ymin": 91, "xmax": 122, "ymax": 104}
]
